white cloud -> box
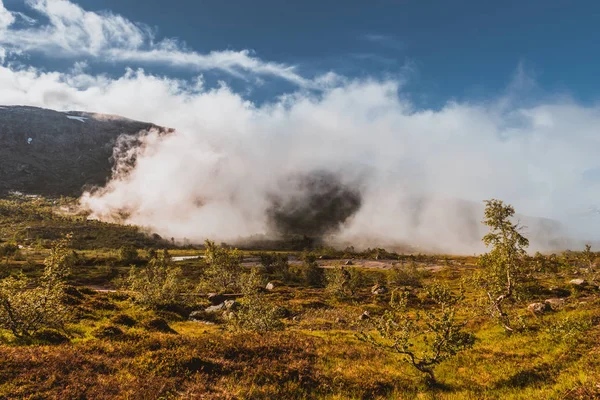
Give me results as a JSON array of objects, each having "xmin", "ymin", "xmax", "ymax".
[
  {"xmin": 0, "ymin": 0, "xmax": 15, "ymax": 31},
  {"xmin": 0, "ymin": 63, "xmax": 598, "ymax": 252},
  {"xmin": 0, "ymin": 0, "xmax": 331, "ymax": 87}
]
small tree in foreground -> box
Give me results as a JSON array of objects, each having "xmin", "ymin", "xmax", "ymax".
[
  {"xmin": 473, "ymin": 199, "xmax": 530, "ymax": 333},
  {"xmin": 127, "ymin": 250, "xmax": 183, "ymax": 309},
  {"xmin": 359, "ymin": 282, "xmax": 475, "ymax": 385},
  {"xmin": 0, "ymin": 236, "xmax": 73, "ymax": 338}
]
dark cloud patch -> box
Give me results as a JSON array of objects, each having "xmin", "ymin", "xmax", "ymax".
[{"xmin": 266, "ymin": 170, "xmax": 362, "ymax": 237}]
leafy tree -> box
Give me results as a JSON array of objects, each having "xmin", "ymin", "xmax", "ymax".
[
  {"xmin": 127, "ymin": 249, "xmax": 183, "ymax": 309},
  {"xmin": 473, "ymin": 199, "xmax": 530, "ymax": 333},
  {"xmin": 202, "ymin": 240, "xmax": 242, "ymax": 292},
  {"xmin": 360, "ymin": 282, "xmax": 475, "ymax": 384},
  {"xmin": 579, "ymin": 244, "xmax": 599, "ymax": 286},
  {"xmin": 580, "ymin": 244, "xmax": 595, "ymax": 269},
  {"xmin": 0, "ymin": 235, "xmax": 73, "ymax": 338}
]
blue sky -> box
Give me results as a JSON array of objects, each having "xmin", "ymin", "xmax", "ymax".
[{"xmin": 2, "ymin": 0, "xmax": 600, "ymax": 107}]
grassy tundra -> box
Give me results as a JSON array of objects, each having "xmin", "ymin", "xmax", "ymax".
[{"xmin": 0, "ymin": 196, "xmax": 599, "ymax": 399}]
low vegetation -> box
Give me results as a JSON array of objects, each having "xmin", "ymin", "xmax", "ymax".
[{"xmin": 1, "ymin": 197, "xmax": 600, "ymax": 398}]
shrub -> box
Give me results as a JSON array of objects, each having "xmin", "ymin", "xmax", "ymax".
[
  {"xmin": 92, "ymin": 324, "xmax": 124, "ymax": 339},
  {"xmin": 111, "ymin": 313, "xmax": 137, "ymax": 327},
  {"xmin": 544, "ymin": 315, "xmax": 593, "ymax": 344},
  {"xmin": 326, "ymin": 266, "xmax": 353, "ymax": 299},
  {"xmin": 126, "ymin": 250, "xmax": 184, "ymax": 309},
  {"xmin": 387, "ymin": 262, "xmax": 430, "ymax": 288},
  {"xmin": 301, "ymin": 252, "xmax": 325, "ymax": 287},
  {"xmin": 0, "ymin": 243, "xmax": 19, "ymax": 263},
  {"xmin": 143, "ymin": 317, "xmax": 177, "ymax": 334},
  {"xmin": 32, "ymin": 328, "xmax": 69, "ymax": 344},
  {"xmin": 201, "ymin": 240, "xmax": 242, "ymax": 292},
  {"xmin": 118, "ymin": 245, "xmax": 139, "ymax": 264},
  {"xmin": 259, "ymin": 252, "xmax": 292, "ymax": 280},
  {"xmin": 229, "ymin": 269, "xmax": 283, "ymax": 332},
  {"xmin": 0, "ymin": 236, "xmax": 73, "ymax": 338},
  {"xmin": 360, "ymin": 282, "xmax": 475, "ymax": 385}
]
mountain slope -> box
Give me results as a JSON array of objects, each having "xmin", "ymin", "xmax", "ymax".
[{"xmin": 0, "ymin": 106, "xmax": 169, "ymax": 196}]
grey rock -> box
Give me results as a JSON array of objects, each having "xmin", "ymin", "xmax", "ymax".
[
  {"xmin": 569, "ymin": 279, "xmax": 586, "ymax": 286},
  {"xmin": 224, "ymin": 300, "xmax": 240, "ymax": 311},
  {"xmin": 188, "ymin": 310, "xmax": 214, "ymax": 325},
  {"xmin": 205, "ymin": 303, "xmax": 226, "ymax": 313},
  {"xmin": 544, "ymin": 298, "xmax": 566, "ymax": 308},
  {"xmin": 371, "ymin": 284, "xmax": 388, "ymax": 295},
  {"xmin": 528, "ymin": 302, "xmax": 552, "ymax": 314},
  {"xmin": 266, "ymin": 282, "xmax": 276, "ymax": 291},
  {"xmin": 358, "ymin": 311, "xmax": 371, "ymax": 320}
]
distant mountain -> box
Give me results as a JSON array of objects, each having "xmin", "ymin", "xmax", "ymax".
[{"xmin": 0, "ymin": 106, "xmax": 170, "ymax": 196}]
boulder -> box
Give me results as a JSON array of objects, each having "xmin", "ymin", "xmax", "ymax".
[
  {"xmin": 189, "ymin": 310, "xmax": 217, "ymax": 324},
  {"xmin": 569, "ymin": 279, "xmax": 586, "ymax": 287},
  {"xmin": 205, "ymin": 303, "xmax": 226, "ymax": 313},
  {"xmin": 528, "ymin": 302, "xmax": 552, "ymax": 314},
  {"xmin": 266, "ymin": 282, "xmax": 276, "ymax": 291},
  {"xmin": 344, "ymin": 259, "xmax": 353, "ymax": 266},
  {"xmin": 358, "ymin": 311, "xmax": 370, "ymax": 321},
  {"xmin": 224, "ymin": 300, "xmax": 240, "ymax": 311},
  {"xmin": 189, "ymin": 310, "xmax": 205, "ymax": 321},
  {"xmin": 371, "ymin": 284, "xmax": 388, "ymax": 295},
  {"xmin": 544, "ymin": 298, "xmax": 566, "ymax": 308}
]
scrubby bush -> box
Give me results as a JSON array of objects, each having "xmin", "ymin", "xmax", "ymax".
[
  {"xmin": 326, "ymin": 266, "xmax": 353, "ymax": 299},
  {"xmin": 387, "ymin": 262, "xmax": 430, "ymax": 288},
  {"xmin": 0, "ymin": 236, "xmax": 73, "ymax": 338},
  {"xmin": 229, "ymin": 268, "xmax": 283, "ymax": 332},
  {"xmin": 259, "ymin": 252, "xmax": 292, "ymax": 280},
  {"xmin": 92, "ymin": 324, "xmax": 124, "ymax": 339},
  {"xmin": 301, "ymin": 252, "xmax": 325, "ymax": 287},
  {"xmin": 201, "ymin": 240, "xmax": 242, "ymax": 292},
  {"xmin": 32, "ymin": 328, "xmax": 69, "ymax": 344},
  {"xmin": 111, "ymin": 313, "xmax": 137, "ymax": 327},
  {"xmin": 0, "ymin": 242, "xmax": 18, "ymax": 264},
  {"xmin": 143, "ymin": 317, "xmax": 177, "ymax": 334},
  {"xmin": 544, "ymin": 315, "xmax": 594, "ymax": 344},
  {"xmin": 360, "ymin": 282, "xmax": 475, "ymax": 384},
  {"xmin": 127, "ymin": 250, "xmax": 184, "ymax": 309},
  {"xmin": 118, "ymin": 245, "xmax": 139, "ymax": 264}
]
